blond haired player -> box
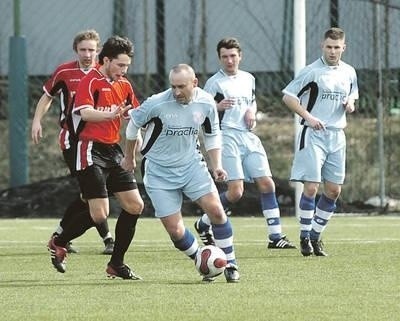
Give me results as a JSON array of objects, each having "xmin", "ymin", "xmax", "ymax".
[
  {"xmin": 32, "ymin": 29, "xmax": 115, "ymax": 255},
  {"xmin": 282, "ymin": 27, "xmax": 358, "ymax": 256}
]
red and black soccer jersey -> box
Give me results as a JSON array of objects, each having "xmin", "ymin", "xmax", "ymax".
[
  {"xmin": 72, "ymin": 68, "xmax": 140, "ymax": 170},
  {"xmin": 73, "ymin": 68, "xmax": 139, "ymax": 144},
  {"xmin": 43, "ymin": 60, "xmax": 93, "ymax": 150}
]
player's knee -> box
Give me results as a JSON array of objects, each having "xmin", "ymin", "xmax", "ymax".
[
  {"xmin": 303, "ymin": 184, "xmax": 319, "ymax": 197},
  {"xmin": 226, "ymin": 181, "xmax": 244, "ymax": 202},
  {"xmin": 125, "ymin": 199, "xmax": 144, "ymax": 215},
  {"xmin": 325, "ymin": 189, "xmax": 341, "ymax": 201},
  {"xmin": 229, "ymin": 189, "xmax": 243, "ymax": 203},
  {"xmin": 166, "ymin": 225, "xmax": 185, "ymax": 241},
  {"xmin": 91, "ymin": 212, "xmax": 108, "ymax": 225},
  {"xmin": 207, "ymin": 205, "xmax": 228, "ymax": 224},
  {"xmin": 256, "ymin": 176, "xmax": 275, "ymax": 193}
]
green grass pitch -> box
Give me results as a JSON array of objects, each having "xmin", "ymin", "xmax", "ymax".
[{"xmin": 0, "ymin": 216, "xmax": 399, "ymax": 321}]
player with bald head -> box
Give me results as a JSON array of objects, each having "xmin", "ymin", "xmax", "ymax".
[{"xmin": 125, "ymin": 63, "xmax": 240, "ymax": 283}]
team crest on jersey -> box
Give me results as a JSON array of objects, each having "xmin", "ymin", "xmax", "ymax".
[{"xmin": 192, "ymin": 111, "xmax": 205, "ymax": 124}]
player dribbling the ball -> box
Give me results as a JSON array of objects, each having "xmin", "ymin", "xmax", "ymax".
[{"xmin": 124, "ymin": 64, "xmax": 240, "ymax": 283}]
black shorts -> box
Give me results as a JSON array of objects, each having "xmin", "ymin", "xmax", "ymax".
[
  {"xmin": 63, "ymin": 146, "xmax": 78, "ymax": 176},
  {"xmin": 76, "ymin": 142, "xmax": 138, "ymax": 199},
  {"xmin": 76, "ymin": 164, "xmax": 138, "ymax": 199}
]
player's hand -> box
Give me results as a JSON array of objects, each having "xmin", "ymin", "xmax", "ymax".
[
  {"xmin": 343, "ymin": 99, "xmax": 355, "ymax": 113},
  {"xmin": 217, "ymin": 98, "xmax": 235, "ymax": 111},
  {"xmin": 31, "ymin": 121, "xmax": 43, "ymax": 144},
  {"xmin": 213, "ymin": 168, "xmax": 227, "ymax": 182},
  {"xmin": 121, "ymin": 156, "xmax": 136, "ymax": 172},
  {"xmin": 244, "ymin": 109, "xmax": 256, "ymax": 130},
  {"xmin": 306, "ymin": 115, "xmax": 325, "ymax": 130},
  {"xmin": 111, "ymin": 104, "xmax": 132, "ymax": 120}
]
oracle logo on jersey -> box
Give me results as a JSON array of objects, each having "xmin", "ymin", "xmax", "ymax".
[
  {"xmin": 321, "ymin": 91, "xmax": 345, "ymax": 102},
  {"xmin": 165, "ymin": 126, "xmax": 199, "ymax": 136},
  {"xmin": 69, "ymin": 78, "xmax": 81, "ymax": 82}
]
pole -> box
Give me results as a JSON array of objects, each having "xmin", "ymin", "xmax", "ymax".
[
  {"xmin": 8, "ymin": 0, "xmax": 29, "ymax": 187},
  {"xmin": 374, "ymin": 1, "xmax": 386, "ymax": 207},
  {"xmin": 293, "ymin": 0, "xmax": 306, "ymax": 216},
  {"xmin": 156, "ymin": 0, "xmax": 166, "ymax": 91}
]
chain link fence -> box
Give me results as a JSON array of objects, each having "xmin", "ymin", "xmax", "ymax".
[{"xmin": 1, "ymin": 0, "xmax": 400, "ymax": 207}]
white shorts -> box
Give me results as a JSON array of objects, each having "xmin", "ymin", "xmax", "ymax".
[
  {"xmin": 143, "ymin": 158, "xmax": 217, "ymax": 217},
  {"xmin": 290, "ymin": 126, "xmax": 346, "ymax": 184},
  {"xmin": 222, "ymin": 130, "xmax": 272, "ymax": 182}
]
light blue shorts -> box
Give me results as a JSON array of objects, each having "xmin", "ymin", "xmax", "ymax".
[
  {"xmin": 143, "ymin": 159, "xmax": 217, "ymax": 217},
  {"xmin": 290, "ymin": 126, "xmax": 346, "ymax": 184},
  {"xmin": 222, "ymin": 130, "xmax": 272, "ymax": 182}
]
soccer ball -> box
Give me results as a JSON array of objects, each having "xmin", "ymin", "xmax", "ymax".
[{"xmin": 195, "ymin": 245, "xmax": 227, "ymax": 278}]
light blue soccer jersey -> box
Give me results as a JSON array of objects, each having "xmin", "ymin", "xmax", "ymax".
[
  {"xmin": 282, "ymin": 57, "xmax": 359, "ymax": 129},
  {"xmin": 204, "ymin": 69, "xmax": 256, "ymax": 131},
  {"xmin": 129, "ymin": 87, "xmax": 220, "ymax": 167},
  {"xmin": 128, "ymin": 87, "xmax": 220, "ymax": 216},
  {"xmin": 204, "ymin": 69, "xmax": 272, "ymax": 181}
]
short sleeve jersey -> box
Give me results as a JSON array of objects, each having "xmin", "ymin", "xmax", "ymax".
[
  {"xmin": 282, "ymin": 57, "xmax": 359, "ymax": 129},
  {"xmin": 129, "ymin": 87, "xmax": 220, "ymax": 167},
  {"xmin": 43, "ymin": 60, "xmax": 92, "ymax": 150},
  {"xmin": 204, "ymin": 69, "xmax": 256, "ymax": 131},
  {"xmin": 73, "ymin": 68, "xmax": 139, "ymax": 144}
]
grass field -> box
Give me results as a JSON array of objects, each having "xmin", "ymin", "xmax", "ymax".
[{"xmin": 0, "ymin": 216, "xmax": 399, "ymax": 321}]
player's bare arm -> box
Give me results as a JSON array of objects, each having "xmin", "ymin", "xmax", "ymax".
[
  {"xmin": 121, "ymin": 139, "xmax": 137, "ymax": 172},
  {"xmin": 79, "ymin": 104, "xmax": 132, "ymax": 122},
  {"xmin": 282, "ymin": 94, "xmax": 325, "ymax": 130},
  {"xmin": 206, "ymin": 148, "xmax": 227, "ymax": 182},
  {"xmin": 31, "ymin": 93, "xmax": 53, "ymax": 144}
]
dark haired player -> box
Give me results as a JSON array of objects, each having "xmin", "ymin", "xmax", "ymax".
[
  {"xmin": 194, "ymin": 37, "xmax": 296, "ymax": 250},
  {"xmin": 48, "ymin": 36, "xmax": 144, "ymax": 279}
]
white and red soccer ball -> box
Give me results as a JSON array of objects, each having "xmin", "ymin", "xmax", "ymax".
[{"xmin": 195, "ymin": 245, "xmax": 227, "ymax": 278}]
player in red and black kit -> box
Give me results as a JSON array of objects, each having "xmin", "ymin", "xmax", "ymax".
[
  {"xmin": 48, "ymin": 35, "xmax": 144, "ymax": 280},
  {"xmin": 31, "ymin": 29, "xmax": 115, "ymax": 255}
]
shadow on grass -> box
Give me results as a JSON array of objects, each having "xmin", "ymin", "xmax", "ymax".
[{"xmin": 0, "ymin": 278, "xmax": 215, "ymax": 289}]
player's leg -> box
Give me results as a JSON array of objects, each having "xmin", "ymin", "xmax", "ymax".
[
  {"xmin": 309, "ymin": 132, "xmax": 345, "ymax": 256},
  {"xmin": 291, "ymin": 128, "xmax": 324, "ymax": 256},
  {"xmin": 194, "ymin": 137, "xmax": 244, "ymax": 245},
  {"xmin": 309, "ymin": 182, "xmax": 341, "ymax": 257},
  {"xmin": 49, "ymin": 165, "xmax": 108, "ymax": 273},
  {"xmin": 49, "ymin": 202, "xmax": 95, "ymax": 273},
  {"xmin": 54, "ymin": 194, "xmax": 87, "ymax": 253},
  {"xmin": 95, "ymin": 219, "xmax": 114, "ymax": 255},
  {"xmin": 299, "ymin": 182, "xmax": 319, "ymax": 256},
  {"xmin": 57, "ymin": 147, "xmax": 90, "ymax": 253},
  {"xmin": 188, "ymin": 160, "xmax": 239, "ymax": 281},
  {"xmin": 145, "ymin": 183, "xmax": 200, "ymax": 260},
  {"xmin": 197, "ymin": 192, "xmax": 240, "ymax": 283},
  {"xmin": 105, "ymin": 167, "xmax": 143, "ymax": 280},
  {"xmin": 187, "ymin": 159, "xmax": 238, "ymax": 264},
  {"xmin": 254, "ymin": 176, "xmax": 296, "ymax": 249},
  {"xmin": 194, "ymin": 180, "xmax": 243, "ymax": 246},
  {"xmin": 161, "ymin": 212, "xmax": 199, "ymax": 260}
]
